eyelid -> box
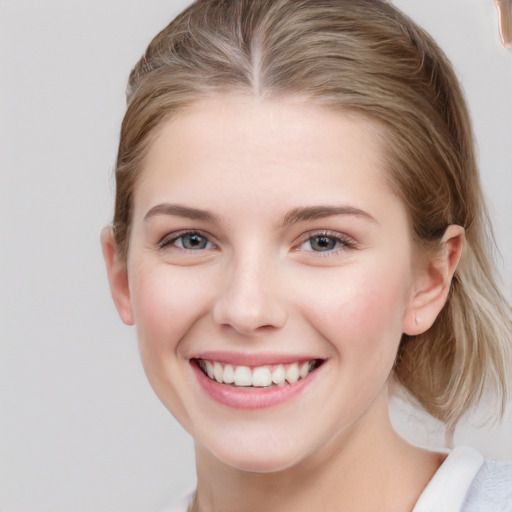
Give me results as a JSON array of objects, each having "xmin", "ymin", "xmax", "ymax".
[
  {"xmin": 157, "ymin": 229, "xmax": 217, "ymax": 250},
  {"xmin": 295, "ymin": 229, "xmax": 357, "ymax": 252}
]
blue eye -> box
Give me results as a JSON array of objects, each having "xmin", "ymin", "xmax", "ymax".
[
  {"xmin": 299, "ymin": 232, "xmax": 354, "ymax": 253},
  {"xmin": 178, "ymin": 233, "xmax": 210, "ymax": 250},
  {"xmin": 159, "ymin": 231, "xmax": 216, "ymax": 251},
  {"xmin": 308, "ymin": 235, "xmax": 338, "ymax": 251}
]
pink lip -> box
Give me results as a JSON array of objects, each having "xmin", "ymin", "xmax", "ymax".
[
  {"xmin": 190, "ymin": 359, "xmax": 323, "ymax": 410},
  {"xmin": 190, "ymin": 351, "xmax": 320, "ymax": 367}
]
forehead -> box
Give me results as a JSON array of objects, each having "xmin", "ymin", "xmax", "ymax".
[{"xmin": 132, "ymin": 95, "xmax": 405, "ymax": 230}]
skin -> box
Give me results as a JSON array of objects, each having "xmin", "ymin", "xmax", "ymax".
[{"xmin": 102, "ymin": 95, "xmax": 464, "ymax": 512}]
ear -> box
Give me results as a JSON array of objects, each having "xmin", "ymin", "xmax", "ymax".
[
  {"xmin": 100, "ymin": 226, "xmax": 134, "ymax": 326},
  {"xmin": 403, "ymin": 225, "xmax": 464, "ymax": 336}
]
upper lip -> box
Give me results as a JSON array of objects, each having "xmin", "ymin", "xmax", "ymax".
[{"xmin": 189, "ymin": 351, "xmax": 326, "ymax": 367}]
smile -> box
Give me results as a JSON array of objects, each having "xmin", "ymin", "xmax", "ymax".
[{"xmin": 196, "ymin": 359, "xmax": 322, "ymax": 388}]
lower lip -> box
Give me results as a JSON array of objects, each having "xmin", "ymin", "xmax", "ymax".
[{"xmin": 191, "ymin": 362, "xmax": 321, "ymax": 410}]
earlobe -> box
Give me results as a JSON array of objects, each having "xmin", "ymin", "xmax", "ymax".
[
  {"xmin": 100, "ymin": 226, "xmax": 134, "ymax": 326},
  {"xmin": 403, "ymin": 225, "xmax": 465, "ymax": 336}
]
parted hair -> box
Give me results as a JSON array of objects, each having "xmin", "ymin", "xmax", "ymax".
[{"xmin": 113, "ymin": 0, "xmax": 512, "ymax": 430}]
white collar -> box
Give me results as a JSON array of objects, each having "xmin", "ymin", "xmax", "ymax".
[{"xmin": 413, "ymin": 446, "xmax": 484, "ymax": 512}]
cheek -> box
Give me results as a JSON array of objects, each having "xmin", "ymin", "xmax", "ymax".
[
  {"xmin": 129, "ymin": 264, "xmax": 214, "ymax": 355},
  {"xmin": 300, "ymin": 263, "xmax": 410, "ymax": 364}
]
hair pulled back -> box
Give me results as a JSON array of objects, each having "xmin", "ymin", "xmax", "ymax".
[{"xmin": 113, "ymin": 0, "xmax": 512, "ymax": 430}]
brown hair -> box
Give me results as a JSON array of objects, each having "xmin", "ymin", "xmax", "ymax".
[{"xmin": 112, "ymin": 0, "xmax": 512, "ymax": 430}]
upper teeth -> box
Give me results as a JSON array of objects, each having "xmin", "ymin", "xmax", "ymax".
[{"xmin": 198, "ymin": 360, "xmax": 316, "ymax": 387}]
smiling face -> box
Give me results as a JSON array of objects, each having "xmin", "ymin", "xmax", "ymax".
[{"xmin": 105, "ymin": 95, "xmax": 426, "ymax": 472}]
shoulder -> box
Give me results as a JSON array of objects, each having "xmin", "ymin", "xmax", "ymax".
[{"xmin": 462, "ymin": 459, "xmax": 512, "ymax": 512}]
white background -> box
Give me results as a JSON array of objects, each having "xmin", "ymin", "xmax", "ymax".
[{"xmin": 0, "ymin": 1, "xmax": 511, "ymax": 511}]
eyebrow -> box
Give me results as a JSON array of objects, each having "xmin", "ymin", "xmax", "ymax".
[
  {"xmin": 143, "ymin": 203, "xmax": 377, "ymax": 225},
  {"xmin": 144, "ymin": 204, "xmax": 218, "ymax": 222},
  {"xmin": 283, "ymin": 205, "xmax": 377, "ymax": 226}
]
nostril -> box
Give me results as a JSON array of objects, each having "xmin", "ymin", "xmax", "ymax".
[{"xmin": 212, "ymin": 296, "xmax": 288, "ymax": 334}]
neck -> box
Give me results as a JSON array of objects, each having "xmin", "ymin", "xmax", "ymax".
[{"xmin": 190, "ymin": 393, "xmax": 442, "ymax": 512}]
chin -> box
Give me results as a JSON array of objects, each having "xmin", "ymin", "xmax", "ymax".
[
  {"xmin": 216, "ymin": 448, "xmax": 301, "ymax": 474},
  {"xmin": 199, "ymin": 429, "xmax": 314, "ymax": 474}
]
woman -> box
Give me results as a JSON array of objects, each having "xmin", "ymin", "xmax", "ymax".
[{"xmin": 101, "ymin": 0, "xmax": 512, "ymax": 510}]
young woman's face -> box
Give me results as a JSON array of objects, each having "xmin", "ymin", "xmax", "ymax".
[{"xmin": 122, "ymin": 96, "xmax": 421, "ymax": 472}]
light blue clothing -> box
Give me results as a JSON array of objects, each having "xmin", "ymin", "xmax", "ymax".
[
  {"xmin": 462, "ymin": 459, "xmax": 512, "ymax": 511},
  {"xmin": 414, "ymin": 446, "xmax": 512, "ymax": 511},
  {"xmin": 161, "ymin": 446, "xmax": 512, "ymax": 512}
]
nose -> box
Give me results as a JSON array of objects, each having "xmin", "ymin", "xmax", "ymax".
[{"xmin": 212, "ymin": 253, "xmax": 288, "ymax": 336}]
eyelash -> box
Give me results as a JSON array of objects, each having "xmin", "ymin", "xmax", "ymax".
[
  {"xmin": 296, "ymin": 230, "xmax": 356, "ymax": 255},
  {"xmin": 157, "ymin": 230, "xmax": 217, "ymax": 251}
]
